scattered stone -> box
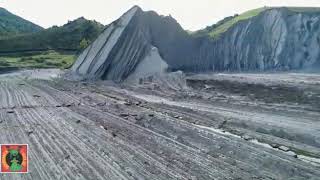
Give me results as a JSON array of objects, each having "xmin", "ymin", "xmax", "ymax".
[
  {"xmin": 291, "ymin": 152, "xmax": 298, "ymax": 158},
  {"xmin": 173, "ymin": 115, "xmax": 180, "ymax": 119},
  {"xmin": 271, "ymin": 144, "xmax": 279, "ymax": 148},
  {"xmin": 124, "ymin": 101, "xmax": 132, "ymax": 106},
  {"xmin": 120, "ymin": 113, "xmax": 129, "ymax": 117},
  {"xmin": 76, "ymin": 120, "xmax": 81, "ymax": 124},
  {"xmin": 286, "ymin": 151, "xmax": 298, "ymax": 158},
  {"xmin": 100, "ymin": 125, "xmax": 108, "ymax": 131},
  {"xmin": 97, "ymin": 102, "xmax": 106, "ymax": 106},
  {"xmin": 26, "ymin": 130, "xmax": 34, "ymax": 136},
  {"xmin": 64, "ymin": 103, "xmax": 75, "ymax": 107},
  {"xmin": 204, "ymin": 84, "xmax": 213, "ymax": 90},
  {"xmin": 243, "ymin": 135, "xmax": 253, "ymax": 141},
  {"xmin": 218, "ymin": 120, "xmax": 227, "ymax": 129},
  {"xmin": 135, "ymin": 101, "xmax": 142, "ymax": 106},
  {"xmin": 55, "ymin": 105, "xmax": 62, "ymax": 107},
  {"xmin": 65, "ymin": 155, "xmax": 70, "ymax": 160},
  {"xmin": 18, "ymin": 83, "xmax": 25, "ymax": 86},
  {"xmin": 279, "ymin": 146, "xmax": 290, "ymax": 152},
  {"xmin": 148, "ymin": 113, "xmax": 154, "ymax": 117},
  {"xmin": 33, "ymin": 94, "xmax": 41, "ymax": 98},
  {"xmin": 111, "ymin": 132, "xmax": 117, "ymax": 138}
]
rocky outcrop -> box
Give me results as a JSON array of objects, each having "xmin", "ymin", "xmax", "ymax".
[
  {"xmin": 71, "ymin": 6, "xmax": 143, "ymax": 81},
  {"xmin": 71, "ymin": 6, "xmax": 320, "ymax": 82},
  {"xmin": 71, "ymin": 6, "xmax": 196, "ymax": 82},
  {"xmin": 71, "ymin": 6, "xmax": 192, "ymax": 82},
  {"xmin": 196, "ymin": 8, "xmax": 320, "ymax": 72}
]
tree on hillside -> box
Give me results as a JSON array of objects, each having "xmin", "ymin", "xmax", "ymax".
[{"xmin": 79, "ymin": 38, "xmax": 90, "ymax": 50}]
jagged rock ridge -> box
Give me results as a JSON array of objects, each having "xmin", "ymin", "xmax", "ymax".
[{"xmin": 71, "ymin": 6, "xmax": 320, "ymax": 82}]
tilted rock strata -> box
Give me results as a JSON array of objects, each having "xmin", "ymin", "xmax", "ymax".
[
  {"xmin": 198, "ymin": 8, "xmax": 320, "ymax": 71},
  {"xmin": 71, "ymin": 7, "xmax": 320, "ymax": 82}
]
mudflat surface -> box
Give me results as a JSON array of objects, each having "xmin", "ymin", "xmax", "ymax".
[{"xmin": 0, "ymin": 70, "xmax": 319, "ymax": 180}]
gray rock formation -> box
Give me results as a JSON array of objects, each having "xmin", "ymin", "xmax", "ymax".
[
  {"xmin": 198, "ymin": 8, "xmax": 320, "ymax": 72},
  {"xmin": 71, "ymin": 6, "xmax": 194, "ymax": 82},
  {"xmin": 71, "ymin": 6, "xmax": 320, "ymax": 82}
]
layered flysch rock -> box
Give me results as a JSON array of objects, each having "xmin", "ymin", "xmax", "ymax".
[
  {"xmin": 71, "ymin": 6, "xmax": 193, "ymax": 82},
  {"xmin": 197, "ymin": 7, "xmax": 320, "ymax": 72},
  {"xmin": 71, "ymin": 6, "xmax": 145, "ymax": 82},
  {"xmin": 71, "ymin": 6, "xmax": 320, "ymax": 82}
]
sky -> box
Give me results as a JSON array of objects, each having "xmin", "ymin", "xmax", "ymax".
[{"xmin": 1, "ymin": 0, "xmax": 320, "ymax": 31}]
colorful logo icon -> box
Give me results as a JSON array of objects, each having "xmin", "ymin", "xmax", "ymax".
[{"xmin": 1, "ymin": 144, "xmax": 28, "ymax": 173}]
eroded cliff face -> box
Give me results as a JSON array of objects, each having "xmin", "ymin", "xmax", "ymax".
[
  {"xmin": 71, "ymin": 7, "xmax": 320, "ymax": 82},
  {"xmin": 71, "ymin": 6, "xmax": 146, "ymax": 82},
  {"xmin": 195, "ymin": 8, "xmax": 320, "ymax": 72},
  {"xmin": 71, "ymin": 6, "xmax": 193, "ymax": 82}
]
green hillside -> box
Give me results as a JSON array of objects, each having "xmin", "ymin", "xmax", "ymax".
[
  {"xmin": 195, "ymin": 6, "xmax": 320, "ymax": 39},
  {"xmin": 0, "ymin": 13, "xmax": 104, "ymax": 70},
  {"xmin": 0, "ymin": 17, "xmax": 104, "ymax": 52},
  {"xmin": 208, "ymin": 7, "xmax": 269, "ymax": 38},
  {"xmin": 0, "ymin": 7, "xmax": 43, "ymax": 39},
  {"xmin": 194, "ymin": 7, "xmax": 270, "ymax": 39}
]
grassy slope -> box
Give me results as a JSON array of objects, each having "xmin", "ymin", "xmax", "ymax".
[
  {"xmin": 0, "ymin": 50, "xmax": 76, "ymax": 69},
  {"xmin": 0, "ymin": 7, "xmax": 43, "ymax": 39},
  {"xmin": 204, "ymin": 7, "xmax": 320, "ymax": 39},
  {"xmin": 0, "ymin": 17, "xmax": 104, "ymax": 52},
  {"xmin": 209, "ymin": 7, "xmax": 269, "ymax": 38}
]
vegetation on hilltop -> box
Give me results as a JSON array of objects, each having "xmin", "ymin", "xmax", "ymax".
[
  {"xmin": 0, "ymin": 17, "xmax": 104, "ymax": 52},
  {"xmin": 0, "ymin": 7, "xmax": 43, "ymax": 39},
  {"xmin": 209, "ymin": 7, "xmax": 269, "ymax": 38},
  {"xmin": 195, "ymin": 6, "xmax": 320, "ymax": 40},
  {"xmin": 194, "ymin": 7, "xmax": 270, "ymax": 39}
]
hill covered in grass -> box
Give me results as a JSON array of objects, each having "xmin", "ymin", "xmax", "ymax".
[
  {"xmin": 0, "ymin": 17, "xmax": 104, "ymax": 52},
  {"xmin": 193, "ymin": 7, "xmax": 270, "ymax": 39},
  {"xmin": 195, "ymin": 6, "xmax": 320, "ymax": 39},
  {"xmin": 0, "ymin": 7, "xmax": 43, "ymax": 39},
  {"xmin": 208, "ymin": 7, "xmax": 269, "ymax": 38}
]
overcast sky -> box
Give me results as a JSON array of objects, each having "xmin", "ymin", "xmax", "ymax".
[{"xmin": 1, "ymin": 0, "xmax": 320, "ymax": 31}]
